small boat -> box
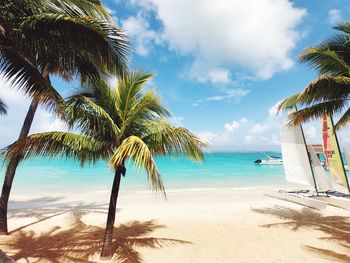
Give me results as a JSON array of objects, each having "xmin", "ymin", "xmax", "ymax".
[{"xmin": 254, "ymin": 155, "xmax": 283, "ymax": 165}]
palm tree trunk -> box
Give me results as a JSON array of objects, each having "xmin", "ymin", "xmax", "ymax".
[
  {"xmin": 0, "ymin": 65, "xmax": 50, "ymax": 234},
  {"xmin": 100, "ymin": 166, "xmax": 123, "ymax": 260}
]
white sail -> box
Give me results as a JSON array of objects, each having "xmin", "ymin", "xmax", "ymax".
[
  {"xmin": 307, "ymin": 145, "xmax": 332, "ymax": 191},
  {"xmin": 281, "ymin": 117, "xmax": 315, "ymax": 187}
]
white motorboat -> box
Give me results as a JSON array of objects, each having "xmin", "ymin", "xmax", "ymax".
[{"xmin": 254, "ymin": 155, "xmax": 283, "ymax": 165}]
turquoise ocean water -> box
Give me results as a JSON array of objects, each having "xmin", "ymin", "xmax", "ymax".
[{"xmin": 1, "ymin": 152, "xmax": 287, "ymax": 194}]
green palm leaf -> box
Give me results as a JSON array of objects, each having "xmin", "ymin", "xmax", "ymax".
[
  {"xmin": 4, "ymin": 132, "xmax": 113, "ymax": 165},
  {"xmin": 335, "ymin": 107, "xmax": 350, "ymax": 129},
  {"xmin": 281, "ymin": 22, "xmax": 350, "ymax": 130},
  {"xmin": 109, "ymin": 136, "xmax": 166, "ymax": 195},
  {"xmin": 297, "ymin": 76, "xmax": 350, "ymax": 104},
  {"xmin": 64, "ymin": 94, "xmax": 121, "ymax": 142},
  {"xmin": 0, "ymin": 48, "xmax": 62, "ymax": 107},
  {"xmin": 287, "ymin": 99, "xmax": 348, "ymax": 126},
  {"xmin": 277, "ymin": 93, "xmax": 299, "ymax": 112},
  {"xmin": 299, "ymin": 47, "xmax": 350, "ymax": 76},
  {"xmin": 48, "ymin": 0, "xmax": 110, "ymax": 19},
  {"xmin": 142, "ymin": 120, "xmax": 205, "ymax": 161},
  {"xmin": 18, "ymin": 13, "xmax": 129, "ymax": 74}
]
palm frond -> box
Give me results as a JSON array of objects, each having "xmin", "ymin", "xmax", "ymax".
[
  {"xmin": 335, "ymin": 107, "xmax": 350, "ymax": 130},
  {"xmin": 297, "ymin": 76, "xmax": 350, "ymax": 105},
  {"xmin": 334, "ymin": 22, "xmax": 350, "ymax": 35},
  {"xmin": 0, "ymin": 47, "xmax": 62, "ymax": 107},
  {"xmin": 142, "ymin": 120, "xmax": 205, "ymax": 161},
  {"xmin": 116, "ymin": 71, "xmax": 155, "ymax": 117},
  {"xmin": 18, "ymin": 13, "xmax": 129, "ymax": 75},
  {"xmin": 299, "ymin": 46, "xmax": 350, "ymax": 76},
  {"xmin": 48, "ymin": 0, "xmax": 110, "ymax": 20},
  {"xmin": 63, "ymin": 94, "xmax": 121, "ymax": 142},
  {"xmin": 277, "ymin": 93, "xmax": 299, "ymax": 113},
  {"xmin": 109, "ymin": 136, "xmax": 166, "ymax": 195},
  {"xmin": 120, "ymin": 90, "xmax": 170, "ymax": 136},
  {"xmin": 3, "ymin": 132, "xmax": 112, "ymax": 165},
  {"xmin": 288, "ymin": 99, "xmax": 348, "ymax": 126}
]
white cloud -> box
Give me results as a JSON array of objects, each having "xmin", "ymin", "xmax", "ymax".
[
  {"xmin": 0, "ymin": 77, "xmax": 68, "ymax": 148},
  {"xmin": 196, "ymin": 101, "xmax": 288, "ymax": 151},
  {"xmin": 193, "ymin": 88, "xmax": 250, "ymax": 106},
  {"xmin": 194, "ymin": 67, "xmax": 231, "ymax": 84},
  {"xmin": 329, "ymin": 9, "xmax": 342, "ymax": 25},
  {"xmin": 197, "ymin": 118, "xmax": 248, "ymax": 149},
  {"xmin": 224, "ymin": 120, "xmax": 240, "ymax": 133},
  {"xmin": 250, "ymin": 123, "xmax": 269, "ymax": 134},
  {"xmin": 207, "ymin": 68, "xmax": 231, "ymax": 84},
  {"xmin": 238, "ymin": 117, "xmax": 249, "ymax": 124},
  {"xmin": 244, "ymin": 135, "xmax": 253, "ymax": 145},
  {"xmin": 121, "ymin": 12, "xmax": 157, "ymax": 56},
  {"xmin": 244, "ymin": 101, "xmax": 284, "ymax": 146},
  {"xmin": 129, "ymin": 0, "xmax": 306, "ymax": 80}
]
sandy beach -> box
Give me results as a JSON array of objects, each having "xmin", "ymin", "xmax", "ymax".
[{"xmin": 0, "ymin": 186, "xmax": 348, "ymax": 263}]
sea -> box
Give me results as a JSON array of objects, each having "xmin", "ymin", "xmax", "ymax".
[{"xmin": 2, "ymin": 152, "xmax": 287, "ymax": 194}]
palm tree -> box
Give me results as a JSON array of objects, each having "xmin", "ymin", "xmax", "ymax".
[
  {"xmin": 278, "ymin": 22, "xmax": 350, "ymax": 128},
  {"xmin": 3, "ymin": 71, "xmax": 206, "ymax": 259},
  {"xmin": 0, "ymin": 0, "xmax": 129, "ymax": 234}
]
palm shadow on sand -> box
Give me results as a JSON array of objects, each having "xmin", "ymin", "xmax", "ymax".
[
  {"xmin": 0, "ymin": 206, "xmax": 190, "ymax": 263},
  {"xmin": 7, "ymin": 202, "xmax": 108, "ymax": 235},
  {"xmin": 252, "ymin": 205, "xmax": 350, "ymax": 263}
]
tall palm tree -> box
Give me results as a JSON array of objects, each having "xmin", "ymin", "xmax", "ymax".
[
  {"xmin": 3, "ymin": 71, "xmax": 206, "ymax": 259},
  {"xmin": 0, "ymin": 0, "xmax": 129, "ymax": 234},
  {"xmin": 278, "ymin": 22, "xmax": 350, "ymax": 128}
]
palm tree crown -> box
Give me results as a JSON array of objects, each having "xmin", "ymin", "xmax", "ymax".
[
  {"xmin": 4, "ymin": 71, "xmax": 205, "ymax": 192},
  {"xmin": 0, "ymin": 0, "xmax": 129, "ymax": 109},
  {"xmin": 278, "ymin": 22, "xmax": 350, "ymax": 129}
]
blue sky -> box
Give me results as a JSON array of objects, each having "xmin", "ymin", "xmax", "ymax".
[{"xmin": 1, "ymin": 0, "xmax": 350, "ymax": 151}]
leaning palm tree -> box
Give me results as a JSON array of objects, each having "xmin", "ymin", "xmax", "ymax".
[
  {"xmin": 3, "ymin": 71, "xmax": 206, "ymax": 259},
  {"xmin": 0, "ymin": 0, "xmax": 129, "ymax": 234},
  {"xmin": 278, "ymin": 22, "xmax": 350, "ymax": 128}
]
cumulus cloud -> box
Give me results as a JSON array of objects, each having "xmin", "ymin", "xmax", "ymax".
[
  {"xmin": 328, "ymin": 9, "xmax": 342, "ymax": 25},
  {"xmin": 224, "ymin": 120, "xmax": 240, "ymax": 133},
  {"xmin": 198, "ymin": 118, "xmax": 248, "ymax": 149},
  {"xmin": 243, "ymin": 100, "xmax": 285, "ymax": 146},
  {"xmin": 250, "ymin": 123, "xmax": 269, "ymax": 134},
  {"xmin": 196, "ymin": 100, "xmax": 288, "ymax": 151},
  {"xmin": 195, "ymin": 101, "xmax": 350, "ymax": 151},
  {"xmin": 121, "ymin": 12, "xmax": 158, "ymax": 56},
  {"xmin": 198, "ymin": 132, "xmax": 219, "ymax": 145},
  {"xmin": 128, "ymin": 0, "xmax": 306, "ymax": 80},
  {"xmin": 191, "ymin": 65, "xmax": 232, "ymax": 84}
]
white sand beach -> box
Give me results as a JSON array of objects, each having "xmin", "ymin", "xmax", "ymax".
[{"xmin": 0, "ymin": 186, "xmax": 349, "ymax": 263}]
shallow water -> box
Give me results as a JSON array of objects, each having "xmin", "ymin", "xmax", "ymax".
[{"xmin": 1, "ymin": 152, "xmax": 287, "ymax": 194}]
